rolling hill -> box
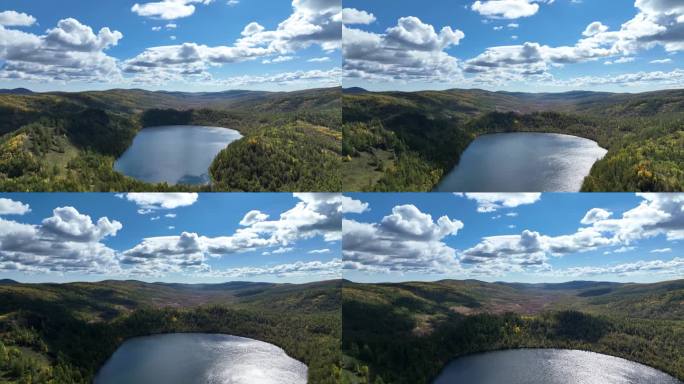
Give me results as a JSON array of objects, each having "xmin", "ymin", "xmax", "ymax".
[
  {"xmin": 342, "ymin": 279, "xmax": 684, "ymax": 384},
  {"xmin": 342, "ymin": 88, "xmax": 684, "ymax": 192},
  {"xmin": 0, "ymin": 279, "xmax": 342, "ymax": 384},
  {"xmin": 0, "ymin": 87, "xmax": 342, "ymax": 192}
]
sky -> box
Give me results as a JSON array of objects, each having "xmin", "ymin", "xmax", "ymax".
[
  {"xmin": 342, "ymin": 0, "xmax": 684, "ymax": 92},
  {"xmin": 0, "ymin": 0, "xmax": 341, "ymax": 92},
  {"xmin": 0, "ymin": 193, "xmax": 357, "ymax": 284},
  {"xmin": 343, "ymin": 193, "xmax": 684, "ymax": 284}
]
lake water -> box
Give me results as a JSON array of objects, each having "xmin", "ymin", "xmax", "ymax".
[
  {"xmin": 433, "ymin": 349, "xmax": 682, "ymax": 384},
  {"xmin": 434, "ymin": 133, "xmax": 607, "ymax": 192},
  {"xmin": 114, "ymin": 125, "xmax": 242, "ymax": 185},
  {"xmin": 94, "ymin": 333, "xmax": 307, "ymax": 384}
]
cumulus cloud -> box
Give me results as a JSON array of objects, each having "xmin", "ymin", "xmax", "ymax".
[
  {"xmin": 120, "ymin": 193, "xmax": 353, "ymax": 275},
  {"xmin": 471, "ymin": 0, "xmax": 553, "ymax": 19},
  {"xmin": 0, "ymin": 10, "xmax": 36, "ymax": 27},
  {"xmin": 0, "ymin": 208, "xmax": 120, "ymax": 274},
  {"xmin": 650, "ymin": 247, "xmax": 672, "ymax": 253},
  {"xmin": 581, "ymin": 208, "xmax": 613, "ymax": 225},
  {"xmin": 0, "ymin": 16, "xmax": 123, "ymax": 82},
  {"xmin": 343, "ymin": 14, "xmax": 464, "ymax": 82},
  {"xmin": 0, "ymin": 198, "xmax": 30, "ymax": 215},
  {"xmin": 456, "ymin": 193, "xmax": 541, "ymax": 212},
  {"xmin": 240, "ymin": 210, "xmax": 270, "ymax": 226},
  {"xmin": 124, "ymin": 0, "xmax": 341, "ymax": 82},
  {"xmin": 461, "ymin": 193, "xmax": 684, "ymax": 275},
  {"xmin": 343, "ymin": 204, "xmax": 464, "ymax": 274},
  {"xmin": 132, "ymin": 0, "xmax": 215, "ymax": 20},
  {"xmin": 343, "ymin": 8, "xmax": 376, "ymax": 25},
  {"xmin": 465, "ymin": 0, "xmax": 684, "ymax": 85},
  {"xmin": 117, "ymin": 193, "xmax": 199, "ymax": 211}
]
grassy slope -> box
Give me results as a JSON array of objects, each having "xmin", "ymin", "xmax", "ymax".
[
  {"xmin": 0, "ymin": 279, "xmax": 341, "ymax": 384},
  {"xmin": 0, "ymin": 87, "xmax": 342, "ymax": 192},
  {"xmin": 342, "ymin": 88, "xmax": 684, "ymax": 192},
  {"xmin": 342, "ymin": 279, "xmax": 684, "ymax": 384}
]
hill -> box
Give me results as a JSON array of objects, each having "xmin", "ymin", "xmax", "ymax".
[
  {"xmin": 342, "ymin": 88, "xmax": 684, "ymax": 192},
  {"xmin": 0, "ymin": 279, "xmax": 342, "ymax": 384},
  {"xmin": 341, "ymin": 279, "xmax": 684, "ymax": 384},
  {"xmin": 0, "ymin": 87, "xmax": 342, "ymax": 192}
]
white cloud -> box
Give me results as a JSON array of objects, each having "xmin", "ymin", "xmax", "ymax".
[
  {"xmin": 456, "ymin": 193, "xmax": 541, "ymax": 212},
  {"xmin": 207, "ymin": 258, "xmax": 342, "ymax": 278},
  {"xmin": 343, "ymin": 8, "xmax": 376, "ymax": 25},
  {"xmin": 343, "ymin": 15, "xmax": 464, "ymax": 82},
  {"xmin": 262, "ymin": 55, "xmax": 294, "ymax": 64},
  {"xmin": 240, "ymin": 210, "xmax": 269, "ymax": 226},
  {"xmin": 581, "ymin": 208, "xmax": 613, "ymax": 225},
  {"xmin": 165, "ymin": 213, "xmax": 177, "ymax": 218},
  {"xmin": 461, "ymin": 193, "xmax": 684, "ymax": 275},
  {"xmin": 0, "ymin": 10, "xmax": 36, "ymax": 27},
  {"xmin": 604, "ymin": 56, "xmax": 635, "ymax": 65},
  {"xmin": 343, "ymin": 204, "xmax": 463, "ymax": 274},
  {"xmin": 132, "ymin": 0, "xmax": 215, "ymax": 20},
  {"xmin": 308, "ymin": 248, "xmax": 331, "ymax": 254},
  {"xmin": 0, "ymin": 198, "xmax": 30, "ymax": 215},
  {"xmin": 583, "ymin": 21, "xmax": 609, "ymax": 37},
  {"xmin": 650, "ymin": 247, "xmax": 672, "ymax": 253},
  {"xmin": 307, "ymin": 56, "xmax": 330, "ymax": 62},
  {"xmin": 0, "ymin": 17, "xmax": 123, "ymax": 82},
  {"xmin": 117, "ymin": 193, "xmax": 199, "ymax": 211},
  {"xmin": 650, "ymin": 58, "xmax": 672, "ymax": 63},
  {"xmin": 0, "ymin": 208, "xmax": 120, "ymax": 274},
  {"xmin": 471, "ymin": 0, "xmax": 550, "ymax": 20},
  {"xmin": 262, "ymin": 246, "xmax": 294, "ymax": 255},
  {"xmin": 557, "ymin": 257, "xmax": 684, "ymax": 277},
  {"xmin": 120, "ymin": 193, "xmax": 353, "ymax": 276},
  {"xmin": 125, "ymin": 0, "xmax": 341, "ymax": 82}
]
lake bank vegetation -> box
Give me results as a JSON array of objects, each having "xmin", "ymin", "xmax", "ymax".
[
  {"xmin": 0, "ymin": 87, "xmax": 341, "ymax": 192},
  {"xmin": 341, "ymin": 279, "xmax": 684, "ymax": 384},
  {"xmin": 0, "ymin": 279, "xmax": 341, "ymax": 384},
  {"xmin": 342, "ymin": 88, "xmax": 684, "ymax": 192}
]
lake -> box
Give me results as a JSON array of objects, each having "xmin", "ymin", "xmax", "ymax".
[
  {"xmin": 94, "ymin": 333, "xmax": 307, "ymax": 384},
  {"xmin": 433, "ymin": 349, "xmax": 682, "ymax": 384},
  {"xmin": 114, "ymin": 125, "xmax": 242, "ymax": 185},
  {"xmin": 434, "ymin": 133, "xmax": 607, "ymax": 192}
]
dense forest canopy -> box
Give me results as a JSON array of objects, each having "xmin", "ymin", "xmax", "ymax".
[
  {"xmin": 0, "ymin": 279, "xmax": 342, "ymax": 384},
  {"xmin": 341, "ymin": 279, "xmax": 684, "ymax": 384},
  {"xmin": 0, "ymin": 87, "xmax": 342, "ymax": 192},
  {"xmin": 342, "ymin": 88, "xmax": 684, "ymax": 192}
]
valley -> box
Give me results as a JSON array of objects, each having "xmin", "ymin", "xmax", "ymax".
[
  {"xmin": 0, "ymin": 87, "xmax": 342, "ymax": 192},
  {"xmin": 0, "ymin": 279, "xmax": 342, "ymax": 384},
  {"xmin": 341, "ymin": 279, "xmax": 684, "ymax": 384},
  {"xmin": 342, "ymin": 88, "xmax": 684, "ymax": 192}
]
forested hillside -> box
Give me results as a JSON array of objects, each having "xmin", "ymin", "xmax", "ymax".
[
  {"xmin": 0, "ymin": 279, "xmax": 341, "ymax": 384},
  {"xmin": 342, "ymin": 88, "xmax": 684, "ymax": 192},
  {"xmin": 0, "ymin": 87, "xmax": 342, "ymax": 192},
  {"xmin": 341, "ymin": 279, "xmax": 684, "ymax": 384}
]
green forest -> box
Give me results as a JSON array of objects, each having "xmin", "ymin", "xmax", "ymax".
[
  {"xmin": 341, "ymin": 279, "xmax": 684, "ymax": 384},
  {"xmin": 342, "ymin": 88, "xmax": 684, "ymax": 192},
  {"xmin": 0, "ymin": 279, "xmax": 341, "ymax": 384},
  {"xmin": 0, "ymin": 88, "xmax": 342, "ymax": 192}
]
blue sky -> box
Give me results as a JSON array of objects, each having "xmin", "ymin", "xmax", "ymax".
[
  {"xmin": 343, "ymin": 193, "xmax": 684, "ymax": 283},
  {"xmin": 342, "ymin": 0, "xmax": 684, "ymax": 92},
  {"xmin": 0, "ymin": 193, "xmax": 343, "ymax": 284},
  {"xmin": 0, "ymin": 0, "xmax": 341, "ymax": 92}
]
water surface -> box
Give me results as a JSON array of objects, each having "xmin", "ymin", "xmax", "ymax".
[
  {"xmin": 94, "ymin": 333, "xmax": 307, "ymax": 384},
  {"xmin": 434, "ymin": 349, "xmax": 682, "ymax": 384},
  {"xmin": 114, "ymin": 125, "xmax": 242, "ymax": 185},
  {"xmin": 435, "ymin": 132, "xmax": 607, "ymax": 192}
]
